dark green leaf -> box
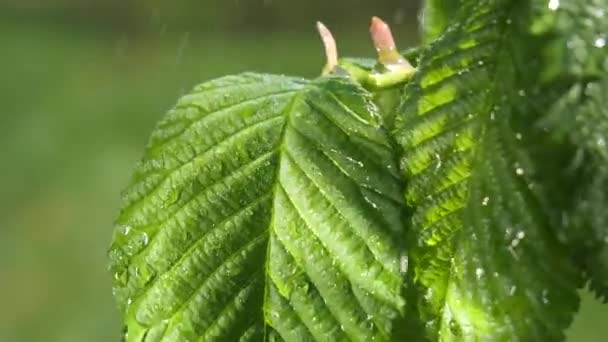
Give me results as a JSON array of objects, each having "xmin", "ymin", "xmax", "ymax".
[
  {"xmin": 109, "ymin": 73, "xmax": 407, "ymax": 341},
  {"xmin": 394, "ymin": 1, "xmax": 581, "ymax": 339}
]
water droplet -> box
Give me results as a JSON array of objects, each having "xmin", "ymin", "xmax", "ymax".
[
  {"xmin": 515, "ymin": 167, "xmax": 525, "ymax": 175},
  {"xmin": 548, "ymin": 0, "xmax": 559, "ymax": 11},
  {"xmin": 114, "ymin": 271, "xmax": 128, "ymax": 286},
  {"xmin": 478, "ymin": 60, "xmax": 485, "ymax": 66},
  {"xmin": 482, "ymin": 197, "xmax": 490, "ymax": 206},
  {"xmin": 515, "ymin": 133, "xmax": 523, "ymax": 140},
  {"xmin": 434, "ymin": 153, "xmax": 442, "ymax": 171},
  {"xmin": 475, "ymin": 268, "xmax": 485, "ymax": 279},
  {"xmin": 518, "ymin": 89, "xmax": 526, "ymax": 96},
  {"xmin": 595, "ymin": 36, "xmax": 606, "ymax": 48},
  {"xmin": 400, "ymin": 255, "xmax": 409, "ymax": 273},
  {"xmin": 516, "ymin": 231, "xmax": 525, "ymax": 239},
  {"xmin": 509, "ymin": 285, "xmax": 517, "ymax": 296},
  {"xmin": 142, "ymin": 232, "xmax": 150, "ymax": 247},
  {"xmin": 449, "ymin": 319, "xmax": 462, "ymax": 336},
  {"xmin": 511, "ymin": 238, "xmax": 521, "ymax": 248},
  {"xmin": 345, "ymin": 156, "xmax": 364, "ymax": 168},
  {"xmin": 541, "ymin": 289, "xmax": 550, "ymax": 304}
]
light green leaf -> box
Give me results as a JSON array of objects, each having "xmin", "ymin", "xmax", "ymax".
[
  {"xmin": 394, "ymin": 0, "xmax": 580, "ymax": 340},
  {"xmin": 109, "ymin": 73, "xmax": 407, "ymax": 341}
]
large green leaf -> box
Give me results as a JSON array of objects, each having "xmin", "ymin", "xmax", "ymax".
[
  {"xmin": 394, "ymin": 0, "xmax": 580, "ymax": 340},
  {"xmin": 108, "ymin": 73, "xmax": 407, "ymax": 341}
]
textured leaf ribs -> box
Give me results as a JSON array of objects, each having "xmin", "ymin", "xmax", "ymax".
[
  {"xmin": 109, "ymin": 1, "xmax": 608, "ymax": 340},
  {"xmin": 394, "ymin": 0, "xmax": 580, "ymax": 340},
  {"xmin": 109, "ymin": 73, "xmax": 407, "ymax": 341}
]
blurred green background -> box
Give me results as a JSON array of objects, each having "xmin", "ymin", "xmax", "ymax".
[{"xmin": 0, "ymin": 1, "xmax": 605, "ymax": 341}]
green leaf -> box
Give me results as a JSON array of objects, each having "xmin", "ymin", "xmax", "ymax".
[
  {"xmin": 531, "ymin": 0, "xmax": 608, "ymax": 82},
  {"xmin": 541, "ymin": 78, "xmax": 608, "ymax": 302},
  {"xmin": 420, "ymin": 0, "xmax": 461, "ymax": 42},
  {"xmin": 109, "ymin": 73, "xmax": 407, "ymax": 341},
  {"xmin": 572, "ymin": 80, "xmax": 608, "ymax": 301},
  {"xmin": 394, "ymin": 0, "xmax": 580, "ymax": 340},
  {"xmin": 530, "ymin": 0, "xmax": 608, "ymax": 302}
]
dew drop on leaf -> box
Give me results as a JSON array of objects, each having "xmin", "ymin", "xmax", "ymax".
[
  {"xmin": 434, "ymin": 153, "xmax": 442, "ymax": 171},
  {"xmin": 400, "ymin": 254, "xmax": 409, "ymax": 273},
  {"xmin": 482, "ymin": 196, "xmax": 490, "ymax": 206},
  {"xmin": 114, "ymin": 271, "xmax": 129, "ymax": 286},
  {"xmin": 449, "ymin": 319, "xmax": 462, "ymax": 336},
  {"xmin": 541, "ymin": 289, "xmax": 550, "ymax": 305}
]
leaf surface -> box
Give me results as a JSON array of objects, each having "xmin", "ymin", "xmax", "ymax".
[
  {"xmin": 420, "ymin": 0, "xmax": 460, "ymax": 42},
  {"xmin": 109, "ymin": 73, "xmax": 407, "ymax": 341},
  {"xmin": 394, "ymin": 0, "xmax": 581, "ymax": 340}
]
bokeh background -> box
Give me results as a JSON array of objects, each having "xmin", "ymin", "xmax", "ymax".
[{"xmin": 0, "ymin": 1, "xmax": 605, "ymax": 341}]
